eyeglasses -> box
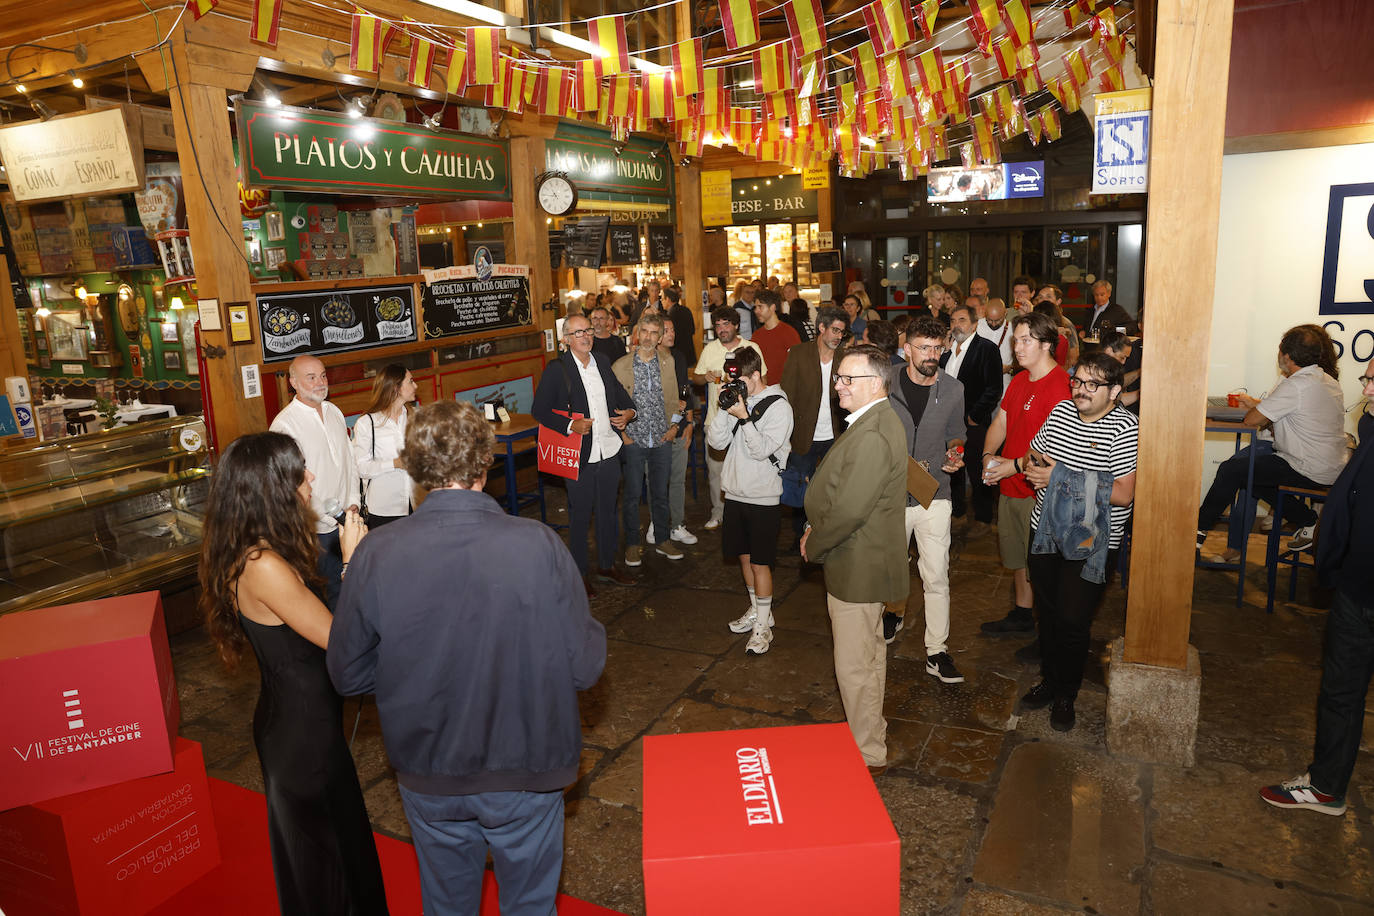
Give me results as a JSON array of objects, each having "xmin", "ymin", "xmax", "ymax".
[
  {"xmin": 565, "ymin": 327, "xmax": 594, "ymax": 338},
  {"xmin": 834, "ymin": 374, "xmax": 879, "ymax": 386},
  {"xmin": 1361, "ymin": 374, "xmax": 1374, "ymax": 385},
  {"xmin": 1069, "ymin": 377, "xmax": 1110, "ymax": 393},
  {"xmin": 911, "ymin": 344, "xmax": 944, "ymax": 355}
]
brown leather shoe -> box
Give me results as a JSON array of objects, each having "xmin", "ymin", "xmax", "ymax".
[
  {"xmin": 583, "ymin": 576, "xmax": 597, "ymax": 599},
  {"xmin": 867, "ymin": 764, "xmax": 888, "ymax": 777},
  {"xmin": 595, "ymin": 567, "xmax": 637, "ymax": 586}
]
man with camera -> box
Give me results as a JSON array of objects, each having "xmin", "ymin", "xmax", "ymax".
[
  {"xmin": 707, "ymin": 346, "xmax": 793, "ymax": 655},
  {"xmin": 693, "ymin": 307, "xmax": 767, "ymax": 529}
]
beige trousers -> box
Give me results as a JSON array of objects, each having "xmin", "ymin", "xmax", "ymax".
[{"xmin": 827, "ymin": 593, "xmax": 888, "ymax": 766}]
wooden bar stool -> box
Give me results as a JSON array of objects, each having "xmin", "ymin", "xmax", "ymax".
[{"xmin": 1264, "ymin": 484, "xmax": 1330, "ymax": 613}]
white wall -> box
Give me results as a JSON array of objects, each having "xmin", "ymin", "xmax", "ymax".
[{"xmin": 1202, "ymin": 142, "xmax": 1374, "ymax": 492}]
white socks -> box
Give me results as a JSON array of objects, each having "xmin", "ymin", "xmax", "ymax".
[{"xmin": 754, "ymin": 596, "xmax": 773, "ymax": 633}]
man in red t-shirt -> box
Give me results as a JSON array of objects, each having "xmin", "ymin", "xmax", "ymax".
[
  {"xmin": 750, "ymin": 289, "xmax": 801, "ymax": 385},
  {"xmin": 977, "ymin": 311, "xmax": 1071, "ymax": 639}
]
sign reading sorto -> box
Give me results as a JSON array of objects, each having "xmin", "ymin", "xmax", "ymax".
[
  {"xmin": 257, "ymin": 282, "xmax": 417, "ymax": 361},
  {"xmin": 236, "ymin": 100, "xmax": 511, "ymax": 200},
  {"xmin": 422, "ymin": 263, "xmax": 533, "ymax": 338}
]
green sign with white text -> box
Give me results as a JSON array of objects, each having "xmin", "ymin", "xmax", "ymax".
[
  {"xmin": 545, "ymin": 124, "xmax": 672, "ymax": 200},
  {"xmin": 236, "ymin": 100, "xmax": 511, "ymax": 200}
]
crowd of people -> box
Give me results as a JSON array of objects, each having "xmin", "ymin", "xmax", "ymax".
[{"xmin": 194, "ymin": 268, "xmax": 1370, "ymax": 914}]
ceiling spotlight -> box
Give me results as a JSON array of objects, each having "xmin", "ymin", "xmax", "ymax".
[
  {"xmin": 30, "ymin": 99, "xmax": 56, "ymax": 121},
  {"xmin": 264, "ymin": 93, "xmax": 280, "ymax": 107},
  {"xmin": 69, "ymin": 72, "xmax": 84, "ymax": 89},
  {"xmin": 613, "ymin": 144, "xmax": 625, "ymax": 158},
  {"xmin": 15, "ymin": 83, "xmax": 25, "ymax": 94},
  {"xmin": 422, "ymin": 111, "xmax": 442, "ymax": 130},
  {"xmin": 680, "ymin": 157, "xmax": 691, "ymax": 167},
  {"xmin": 348, "ymin": 96, "xmax": 370, "ymax": 118}
]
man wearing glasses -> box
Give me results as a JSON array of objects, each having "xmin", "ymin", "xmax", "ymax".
[
  {"xmin": 884, "ymin": 316, "xmax": 969, "ymax": 683},
  {"xmin": 692, "ymin": 307, "xmax": 767, "ymax": 529},
  {"xmin": 533, "ymin": 314, "xmax": 637, "ymax": 596},
  {"xmin": 801, "ymin": 344, "xmax": 910, "ymax": 771},
  {"xmin": 1018, "ymin": 352, "xmax": 1138, "ymax": 731},
  {"xmin": 978, "ymin": 312, "xmax": 1072, "ymax": 643}
]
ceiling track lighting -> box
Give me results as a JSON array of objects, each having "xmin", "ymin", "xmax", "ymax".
[{"xmin": 30, "ymin": 98, "xmax": 56, "ymax": 121}]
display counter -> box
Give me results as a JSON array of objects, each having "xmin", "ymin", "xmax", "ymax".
[{"xmin": 0, "ymin": 415, "xmax": 211, "ymax": 616}]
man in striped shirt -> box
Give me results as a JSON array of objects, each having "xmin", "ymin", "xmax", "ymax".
[{"xmin": 1017, "ymin": 351, "xmax": 1139, "ymax": 732}]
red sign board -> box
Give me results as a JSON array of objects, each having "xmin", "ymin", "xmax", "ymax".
[{"xmin": 643, "ymin": 723, "xmax": 900, "ymax": 914}]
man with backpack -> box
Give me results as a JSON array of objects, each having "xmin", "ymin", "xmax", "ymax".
[{"xmin": 706, "ymin": 346, "xmax": 794, "ymax": 656}]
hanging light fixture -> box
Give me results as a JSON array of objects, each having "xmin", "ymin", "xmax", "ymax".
[{"xmin": 169, "ymin": 295, "xmax": 185, "ymax": 310}]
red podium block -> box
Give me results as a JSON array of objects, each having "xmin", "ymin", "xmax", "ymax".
[
  {"xmin": 642, "ymin": 723, "xmax": 899, "ymax": 915},
  {"xmin": 0, "ymin": 592, "xmax": 180, "ymax": 811},
  {"xmin": 0, "ymin": 738, "xmax": 221, "ymax": 916}
]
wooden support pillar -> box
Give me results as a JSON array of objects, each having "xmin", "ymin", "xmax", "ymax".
[
  {"xmin": 675, "ymin": 162, "xmax": 705, "ymax": 353},
  {"xmin": 510, "ymin": 135, "xmax": 553, "ymax": 338},
  {"xmin": 1122, "ymin": 0, "xmax": 1236, "ymax": 668},
  {"xmin": 143, "ymin": 34, "xmax": 264, "ymax": 449}
]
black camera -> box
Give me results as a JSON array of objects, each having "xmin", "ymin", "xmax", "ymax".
[{"xmin": 717, "ymin": 355, "xmax": 748, "ymax": 411}]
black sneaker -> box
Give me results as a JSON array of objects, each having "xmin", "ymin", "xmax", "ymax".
[
  {"xmin": 882, "ymin": 612, "xmax": 904, "ymax": 645},
  {"xmin": 1014, "ymin": 639, "xmax": 1041, "ymax": 664},
  {"xmin": 925, "ymin": 652, "xmax": 964, "ymax": 684},
  {"xmin": 1020, "ymin": 682, "xmax": 1054, "ymax": 711},
  {"xmin": 1050, "ymin": 697, "xmax": 1076, "ymax": 731},
  {"xmin": 981, "ymin": 607, "xmax": 1035, "ymax": 636}
]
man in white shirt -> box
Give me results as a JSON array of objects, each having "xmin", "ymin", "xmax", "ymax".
[
  {"xmin": 693, "ymin": 306, "xmax": 766, "ymax": 529},
  {"xmin": 779, "ymin": 304, "xmax": 848, "ymax": 550},
  {"xmin": 269, "ymin": 354, "xmax": 360, "ymax": 609},
  {"xmin": 975, "ymin": 298, "xmax": 1015, "ymax": 393},
  {"xmin": 533, "ymin": 315, "xmax": 638, "ymax": 596}
]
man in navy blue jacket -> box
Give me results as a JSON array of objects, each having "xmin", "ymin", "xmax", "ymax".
[
  {"xmin": 533, "ymin": 313, "xmax": 638, "ymax": 593},
  {"xmin": 941, "ymin": 302, "xmax": 1004, "ymax": 536},
  {"xmin": 1261, "ymin": 366, "xmax": 1374, "ymax": 817},
  {"xmin": 329, "ymin": 400, "xmax": 607, "ymax": 914}
]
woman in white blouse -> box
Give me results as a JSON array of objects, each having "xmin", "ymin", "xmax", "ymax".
[{"xmin": 352, "ymin": 364, "xmax": 418, "ymax": 527}]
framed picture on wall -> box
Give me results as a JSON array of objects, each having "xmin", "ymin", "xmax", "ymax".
[
  {"xmin": 265, "ymin": 247, "xmax": 288, "ymax": 270},
  {"xmin": 163, "ymin": 350, "xmax": 182, "ymax": 370},
  {"xmin": 160, "ymin": 321, "xmax": 179, "ymax": 342},
  {"xmin": 246, "ymin": 238, "xmax": 262, "ymax": 264},
  {"xmin": 265, "ymin": 210, "xmax": 285, "ymax": 241}
]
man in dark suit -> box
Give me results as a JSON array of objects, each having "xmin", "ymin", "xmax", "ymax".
[
  {"xmin": 1084, "ymin": 280, "xmax": 1137, "ymax": 339},
  {"xmin": 801, "ymin": 343, "xmax": 910, "ymax": 771},
  {"xmin": 533, "ymin": 314, "xmax": 637, "ymax": 595},
  {"xmin": 778, "ymin": 304, "xmax": 848, "ymax": 547},
  {"xmin": 941, "ymin": 302, "xmax": 1004, "ymax": 537}
]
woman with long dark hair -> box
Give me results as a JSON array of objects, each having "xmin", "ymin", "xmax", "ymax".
[
  {"xmin": 352, "ymin": 364, "xmax": 417, "ymax": 527},
  {"xmin": 200, "ymin": 433, "xmax": 387, "ymax": 915}
]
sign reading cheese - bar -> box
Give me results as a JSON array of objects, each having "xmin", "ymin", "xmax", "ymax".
[
  {"xmin": 0, "ymin": 108, "xmax": 144, "ymax": 203},
  {"xmin": 236, "ymin": 100, "xmax": 511, "ymax": 200}
]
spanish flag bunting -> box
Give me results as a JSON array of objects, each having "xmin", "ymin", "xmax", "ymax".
[
  {"xmin": 884, "ymin": 53, "xmax": 917, "ymax": 102},
  {"xmin": 1062, "ymin": 45, "xmax": 1092, "ymax": 88},
  {"xmin": 1093, "ymin": 5, "xmax": 1119, "ymax": 41},
  {"xmin": 921, "ymin": 123, "xmax": 947, "ymax": 160},
  {"xmin": 1049, "ymin": 74, "xmax": 1081, "ymax": 113},
  {"xmin": 993, "ymin": 84, "xmax": 1016, "ymax": 121},
  {"xmin": 796, "ymin": 97, "xmax": 820, "ymax": 127},
  {"xmin": 939, "ymin": 88, "xmax": 968, "ymax": 123},
  {"xmin": 853, "ymin": 42, "xmax": 882, "ymax": 99},
  {"xmin": 731, "ymin": 106, "xmax": 759, "ymax": 145},
  {"xmin": 587, "ymin": 15, "xmax": 631, "ymax": 76},
  {"xmin": 1025, "ymin": 109, "xmax": 1043, "ymax": 145},
  {"xmin": 187, "ymin": 0, "xmax": 217, "ymax": 21},
  {"xmin": 534, "ymin": 67, "xmax": 570, "ymax": 116},
  {"xmin": 915, "ymin": 47, "xmax": 945, "ymax": 96},
  {"xmin": 910, "ymin": 91, "xmax": 936, "ymax": 126},
  {"xmin": 1099, "ymin": 65, "xmax": 1124, "ymax": 92},
  {"xmin": 250, "ymin": 0, "xmax": 283, "ymax": 46},
  {"xmin": 574, "ymin": 58, "xmax": 602, "ymax": 111},
  {"xmin": 680, "ymin": 132, "xmax": 706, "ymax": 158},
  {"xmin": 609, "ymin": 119, "xmax": 630, "ymax": 143},
  {"xmin": 667, "ymin": 76, "xmax": 692, "ymax": 120},
  {"xmin": 959, "ymin": 140, "xmax": 976, "ymax": 169},
  {"xmin": 523, "ymin": 63, "xmax": 540, "ymax": 105},
  {"xmin": 862, "ymin": 0, "xmax": 915, "ymax": 56},
  {"xmin": 834, "ymin": 81, "xmax": 858, "ymax": 123},
  {"xmin": 784, "ymin": 0, "xmax": 827, "ymax": 56},
  {"xmin": 797, "ymin": 52, "xmax": 827, "ymax": 98},
  {"xmin": 718, "ymin": 0, "xmax": 760, "ymax": 51},
  {"xmin": 351, "ymin": 12, "xmax": 399, "ymax": 73},
  {"xmin": 1041, "ymin": 105, "xmax": 1062, "ymax": 141},
  {"xmin": 1016, "ymin": 60, "xmax": 1044, "ymax": 94},
  {"xmin": 1064, "ymin": 0, "xmax": 1094, "ymax": 29},
  {"xmin": 485, "ymin": 58, "xmax": 524, "ymax": 112},
  {"xmin": 914, "ymin": 0, "xmax": 939, "ymax": 40},
  {"xmin": 601, "ymin": 74, "xmax": 637, "ymax": 119},
  {"xmin": 640, "ymin": 72, "xmax": 670, "ymax": 119},
  {"xmin": 1017, "ymin": 40, "xmax": 1041, "ymax": 66},
  {"xmin": 672, "ymin": 38, "xmax": 705, "ymax": 96},
  {"xmin": 754, "ymin": 42, "xmax": 797, "ymax": 94},
  {"xmin": 972, "ymin": 116, "xmax": 1000, "ymax": 163},
  {"xmin": 445, "ymin": 43, "xmax": 468, "ymax": 95},
  {"xmin": 966, "ymin": 0, "xmax": 999, "ymax": 45},
  {"xmin": 992, "ymin": 36, "xmax": 1017, "ymax": 80},
  {"xmin": 897, "ymin": 153, "xmax": 927, "ymax": 182},
  {"xmin": 858, "ymin": 92, "xmax": 890, "ymax": 138},
  {"xmin": 1102, "ymin": 35, "xmax": 1127, "ymax": 67},
  {"xmin": 699, "ymin": 67, "xmax": 728, "ymax": 115},
  {"xmin": 945, "ymin": 55, "xmax": 973, "ymax": 95},
  {"xmin": 763, "ymin": 92, "xmax": 797, "ymax": 124},
  {"xmin": 1000, "ymin": 0, "xmax": 1033, "ymax": 47},
  {"xmin": 464, "ymin": 27, "xmax": 500, "ymax": 85},
  {"xmin": 407, "ymin": 30, "xmax": 439, "ymax": 88}
]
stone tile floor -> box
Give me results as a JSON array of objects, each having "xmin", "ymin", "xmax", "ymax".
[{"xmin": 169, "ymin": 484, "xmax": 1374, "ymax": 915}]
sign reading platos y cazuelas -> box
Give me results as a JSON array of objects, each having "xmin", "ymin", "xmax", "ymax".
[{"xmin": 236, "ymin": 99, "xmax": 512, "ymax": 200}]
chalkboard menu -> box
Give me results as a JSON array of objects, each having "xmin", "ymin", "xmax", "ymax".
[
  {"xmin": 808, "ymin": 249, "xmax": 841, "ymax": 274},
  {"xmin": 422, "ymin": 275, "xmax": 532, "ymax": 339},
  {"xmin": 258, "ymin": 283, "xmax": 417, "ymax": 361},
  {"xmin": 563, "ymin": 215, "xmax": 610, "ymax": 269},
  {"xmin": 647, "ymin": 225, "xmax": 675, "ymax": 263},
  {"xmin": 606, "ymin": 226, "xmax": 640, "ymax": 264}
]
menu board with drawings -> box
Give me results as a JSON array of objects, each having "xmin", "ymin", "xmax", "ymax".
[{"xmin": 257, "ymin": 282, "xmax": 417, "ymax": 362}]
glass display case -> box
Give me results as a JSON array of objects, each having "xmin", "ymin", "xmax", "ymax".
[{"xmin": 0, "ymin": 415, "xmax": 211, "ymax": 615}]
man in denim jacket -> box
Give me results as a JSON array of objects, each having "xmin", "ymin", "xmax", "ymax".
[{"xmin": 1018, "ymin": 352, "xmax": 1138, "ymax": 732}]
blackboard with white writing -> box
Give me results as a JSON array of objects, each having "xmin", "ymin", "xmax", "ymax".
[
  {"xmin": 606, "ymin": 226, "xmax": 640, "ymax": 265},
  {"xmin": 422, "ymin": 275, "xmax": 532, "ymax": 338},
  {"xmin": 647, "ymin": 225, "xmax": 675, "ymax": 263}
]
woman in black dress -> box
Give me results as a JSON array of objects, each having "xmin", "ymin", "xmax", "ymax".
[{"xmin": 200, "ymin": 433, "xmax": 388, "ymax": 915}]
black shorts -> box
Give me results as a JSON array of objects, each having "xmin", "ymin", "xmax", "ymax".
[{"xmin": 721, "ymin": 499, "xmax": 781, "ymax": 567}]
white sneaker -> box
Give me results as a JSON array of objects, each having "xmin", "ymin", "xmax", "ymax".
[
  {"xmin": 1258, "ymin": 514, "xmax": 1274, "ymax": 533},
  {"xmin": 745, "ymin": 627, "xmax": 773, "ymax": 656},
  {"xmin": 645, "ymin": 523, "xmax": 655, "ymax": 543},
  {"xmin": 728, "ymin": 606, "xmax": 774, "ymax": 633},
  {"xmin": 704, "ymin": 516, "xmax": 722, "ymax": 530},
  {"xmin": 1288, "ymin": 525, "xmax": 1316, "ymax": 551},
  {"xmin": 671, "ymin": 525, "xmax": 699, "ymax": 545}
]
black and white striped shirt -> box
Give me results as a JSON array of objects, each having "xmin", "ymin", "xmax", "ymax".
[{"xmin": 1030, "ymin": 401, "xmax": 1139, "ymax": 548}]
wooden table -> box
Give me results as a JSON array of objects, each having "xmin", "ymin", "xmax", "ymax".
[
  {"xmin": 490, "ymin": 413, "xmax": 548, "ymax": 522},
  {"xmin": 1200, "ymin": 418, "xmax": 1260, "ymax": 607}
]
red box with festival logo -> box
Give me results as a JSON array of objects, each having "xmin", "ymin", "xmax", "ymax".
[
  {"xmin": 0, "ymin": 738, "xmax": 220, "ymax": 915},
  {"xmin": 642, "ymin": 723, "xmax": 900, "ymax": 915},
  {"xmin": 0, "ymin": 592, "xmax": 180, "ymax": 812}
]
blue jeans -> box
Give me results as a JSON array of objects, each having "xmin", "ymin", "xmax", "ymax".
[
  {"xmin": 784, "ymin": 438, "xmax": 834, "ymax": 538},
  {"xmin": 621, "ymin": 441, "xmax": 671, "ymax": 546},
  {"xmin": 398, "ymin": 785, "xmax": 564, "ymax": 916},
  {"xmin": 1309, "ymin": 589, "xmax": 1374, "ymax": 798}
]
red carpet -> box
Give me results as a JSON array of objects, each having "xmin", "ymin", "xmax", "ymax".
[{"xmin": 150, "ymin": 779, "xmax": 623, "ymax": 915}]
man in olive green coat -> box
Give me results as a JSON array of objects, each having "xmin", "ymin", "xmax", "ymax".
[{"xmin": 801, "ymin": 343, "xmax": 910, "ymax": 768}]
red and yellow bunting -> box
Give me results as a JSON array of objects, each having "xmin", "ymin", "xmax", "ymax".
[
  {"xmin": 1000, "ymin": 0, "xmax": 1033, "ymax": 48},
  {"xmin": 187, "ymin": 0, "xmax": 217, "ymax": 21},
  {"xmin": 718, "ymin": 0, "xmax": 760, "ymax": 51},
  {"xmin": 250, "ymin": 0, "xmax": 283, "ymax": 46},
  {"xmin": 1062, "ymin": 45, "xmax": 1092, "ymax": 88},
  {"xmin": 672, "ymin": 38, "xmax": 705, "ymax": 97},
  {"xmin": 699, "ymin": 67, "xmax": 728, "ymax": 115},
  {"xmin": 1041, "ymin": 106, "xmax": 1062, "ymax": 141},
  {"xmin": 862, "ymin": 0, "xmax": 914, "ymax": 56},
  {"xmin": 464, "ymin": 27, "xmax": 500, "ymax": 85},
  {"xmin": 914, "ymin": 0, "xmax": 939, "ymax": 41},
  {"xmin": 754, "ymin": 42, "xmax": 797, "ymax": 94},
  {"xmin": 944, "ymin": 55, "xmax": 972, "ymax": 96},
  {"xmin": 350, "ymin": 9, "xmax": 387, "ymax": 73},
  {"xmin": 533, "ymin": 67, "xmax": 570, "ymax": 116},
  {"xmin": 445, "ymin": 43, "xmax": 468, "ymax": 95},
  {"xmin": 992, "ymin": 36, "xmax": 1017, "ymax": 79},
  {"xmin": 406, "ymin": 28, "xmax": 439, "ymax": 88},
  {"xmin": 966, "ymin": 0, "xmax": 999, "ymax": 47},
  {"xmin": 784, "ymin": 0, "xmax": 827, "ymax": 56},
  {"xmin": 1048, "ymin": 74, "xmax": 1081, "ymax": 113},
  {"xmin": 574, "ymin": 59, "xmax": 602, "ymax": 111},
  {"xmin": 587, "ymin": 15, "xmax": 630, "ymax": 76},
  {"xmin": 884, "ymin": 52, "xmax": 917, "ymax": 102},
  {"xmin": 1064, "ymin": 0, "xmax": 1093, "ymax": 29},
  {"xmin": 797, "ymin": 51, "xmax": 827, "ymax": 98},
  {"xmin": 853, "ymin": 42, "xmax": 882, "ymax": 98},
  {"xmin": 915, "ymin": 47, "xmax": 945, "ymax": 95}
]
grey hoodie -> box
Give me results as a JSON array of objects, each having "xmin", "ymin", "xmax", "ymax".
[
  {"xmin": 888, "ymin": 367, "xmax": 967, "ymax": 504},
  {"xmin": 707, "ymin": 384, "xmax": 794, "ymax": 505}
]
